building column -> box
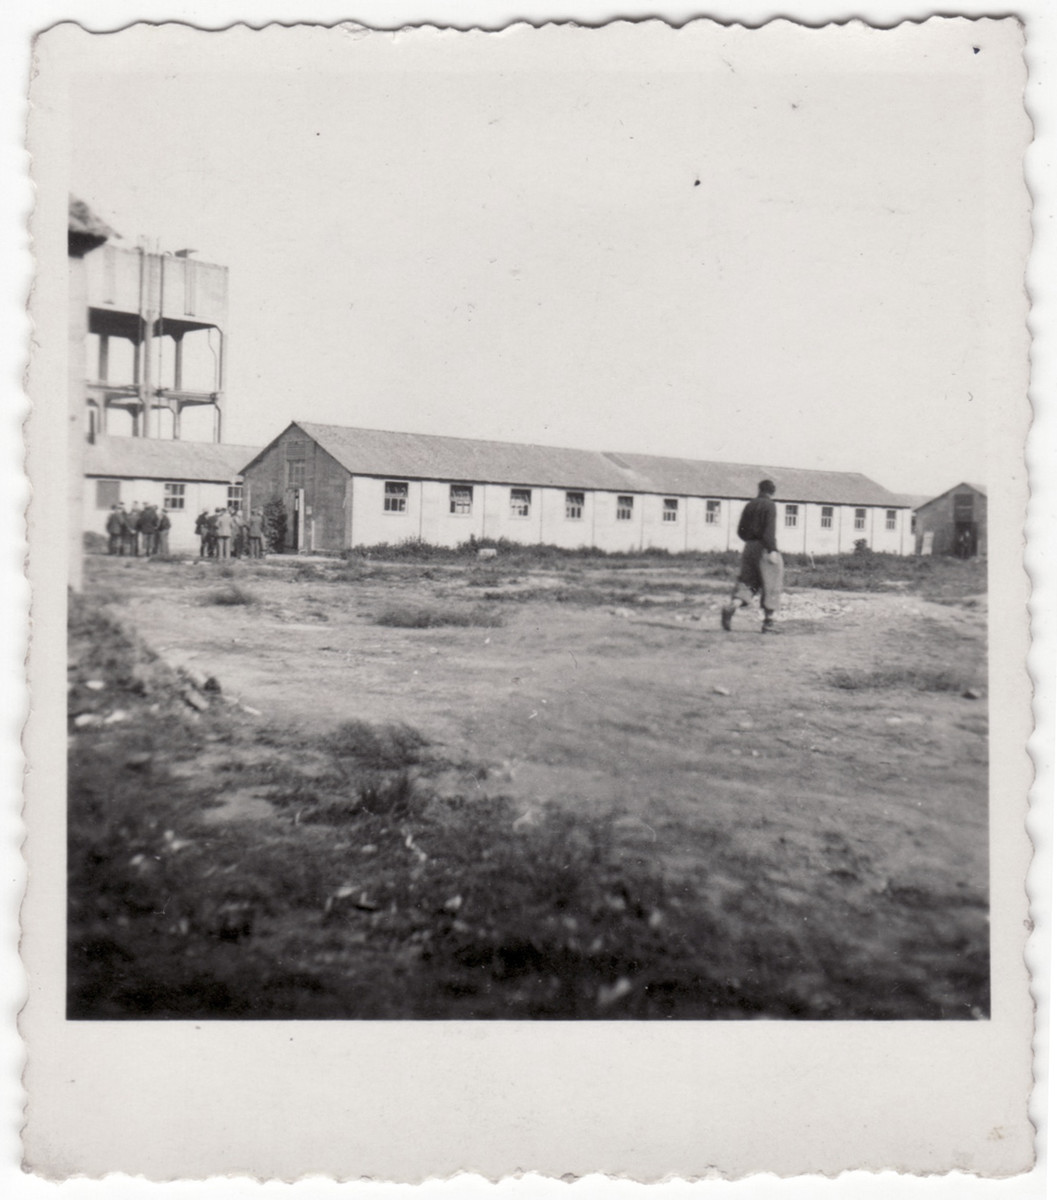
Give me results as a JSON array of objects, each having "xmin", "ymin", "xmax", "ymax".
[{"xmin": 69, "ymin": 254, "xmax": 89, "ymax": 591}]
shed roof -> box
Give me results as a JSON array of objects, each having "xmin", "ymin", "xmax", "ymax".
[
  {"xmin": 916, "ymin": 481, "xmax": 989, "ymax": 511},
  {"xmin": 86, "ymin": 436, "xmax": 261, "ymax": 483},
  {"xmin": 267, "ymin": 422, "xmax": 906, "ymax": 507}
]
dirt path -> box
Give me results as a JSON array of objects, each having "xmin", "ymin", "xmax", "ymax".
[{"xmin": 81, "ymin": 555, "xmax": 989, "ymax": 1017}]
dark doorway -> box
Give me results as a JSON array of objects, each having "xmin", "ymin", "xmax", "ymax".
[
  {"xmin": 954, "ymin": 521, "xmax": 977, "ymax": 558},
  {"xmin": 287, "ymin": 487, "xmax": 304, "ymax": 552}
]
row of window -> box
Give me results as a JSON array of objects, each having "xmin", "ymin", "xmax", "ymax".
[
  {"xmin": 95, "ymin": 480, "xmax": 243, "ymax": 512},
  {"xmin": 98, "ymin": 477, "xmax": 899, "ymax": 532},
  {"xmin": 815, "ymin": 506, "xmax": 897, "ymax": 531},
  {"xmin": 382, "ymin": 482, "xmax": 898, "ymax": 530}
]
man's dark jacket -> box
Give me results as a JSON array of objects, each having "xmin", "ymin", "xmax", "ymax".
[{"xmin": 737, "ymin": 495, "xmax": 778, "ymax": 553}]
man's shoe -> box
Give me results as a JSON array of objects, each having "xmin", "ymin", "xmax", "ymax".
[
  {"xmin": 761, "ymin": 620, "xmax": 780, "ymax": 634},
  {"xmin": 721, "ymin": 605, "xmax": 734, "ymax": 631}
]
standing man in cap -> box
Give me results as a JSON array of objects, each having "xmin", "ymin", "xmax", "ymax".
[
  {"xmin": 721, "ymin": 479, "xmax": 784, "ymax": 634},
  {"xmin": 122, "ymin": 501, "xmax": 141, "ymax": 557},
  {"xmin": 139, "ymin": 503, "xmax": 159, "ymax": 557},
  {"xmin": 105, "ymin": 504, "xmax": 124, "ymax": 556},
  {"xmin": 214, "ymin": 506, "xmax": 233, "ymax": 560}
]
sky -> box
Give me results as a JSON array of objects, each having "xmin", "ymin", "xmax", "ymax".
[{"xmin": 67, "ymin": 21, "xmax": 1029, "ymax": 496}]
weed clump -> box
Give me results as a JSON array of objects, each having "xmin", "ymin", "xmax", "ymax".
[
  {"xmin": 200, "ymin": 584, "xmax": 257, "ymax": 607},
  {"xmin": 826, "ymin": 666, "xmax": 977, "ymax": 692},
  {"xmin": 374, "ymin": 604, "xmax": 503, "ymax": 629},
  {"xmin": 323, "ymin": 720, "xmax": 428, "ymax": 769}
]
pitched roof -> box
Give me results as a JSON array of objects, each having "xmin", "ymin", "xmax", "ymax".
[
  {"xmin": 272, "ymin": 422, "xmax": 906, "ymax": 506},
  {"xmin": 916, "ymin": 481, "xmax": 989, "ymax": 510},
  {"xmin": 893, "ymin": 493, "xmax": 934, "ymax": 511},
  {"xmin": 85, "ymin": 436, "xmax": 261, "ymax": 483},
  {"xmin": 616, "ymin": 454, "xmax": 904, "ymax": 506},
  {"xmin": 293, "ymin": 422, "xmax": 637, "ymax": 491}
]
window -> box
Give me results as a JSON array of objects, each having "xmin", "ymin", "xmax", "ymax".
[
  {"xmin": 510, "ymin": 488, "xmax": 531, "ymax": 518},
  {"xmin": 163, "ymin": 483, "xmax": 186, "ymax": 511},
  {"xmin": 227, "ymin": 485, "xmax": 244, "ymax": 512},
  {"xmin": 784, "ymin": 504, "xmax": 799, "ymax": 528},
  {"xmin": 662, "ymin": 498, "xmax": 679, "ymax": 523},
  {"xmin": 450, "ymin": 485, "xmax": 473, "ymax": 515},
  {"xmin": 566, "ymin": 491, "xmax": 584, "ymax": 520},
  {"xmin": 854, "ymin": 508, "xmax": 866, "ymax": 531},
  {"xmin": 885, "ymin": 509, "xmax": 897, "ymax": 531},
  {"xmin": 616, "ymin": 495, "xmax": 634, "ymax": 522},
  {"xmin": 820, "ymin": 505, "xmax": 834, "ymax": 529},
  {"xmin": 287, "ymin": 460, "xmax": 305, "ymax": 488},
  {"xmin": 384, "ymin": 481, "xmax": 408, "ymax": 513},
  {"xmin": 705, "ymin": 499, "xmax": 721, "ymax": 525},
  {"xmin": 95, "ymin": 479, "xmax": 120, "ymax": 509}
]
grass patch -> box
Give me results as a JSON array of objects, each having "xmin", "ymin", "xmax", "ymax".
[
  {"xmin": 826, "ymin": 666, "xmax": 977, "ymax": 692},
  {"xmin": 200, "ymin": 584, "xmax": 258, "ymax": 607},
  {"xmin": 323, "ymin": 720, "xmax": 428, "ymax": 769},
  {"xmin": 347, "ymin": 539, "xmax": 741, "ymax": 573},
  {"xmin": 374, "ymin": 604, "xmax": 503, "ymax": 629},
  {"xmin": 787, "ymin": 553, "xmax": 986, "ymax": 598}
]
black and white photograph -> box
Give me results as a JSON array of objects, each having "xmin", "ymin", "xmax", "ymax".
[{"xmin": 16, "ymin": 9, "xmax": 1044, "ymax": 1184}]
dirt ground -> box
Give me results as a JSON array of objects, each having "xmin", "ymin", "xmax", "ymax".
[{"xmin": 69, "ymin": 550, "xmax": 989, "ymax": 1019}]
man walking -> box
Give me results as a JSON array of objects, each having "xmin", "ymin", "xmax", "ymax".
[{"xmin": 722, "ymin": 479, "xmax": 784, "ymax": 634}]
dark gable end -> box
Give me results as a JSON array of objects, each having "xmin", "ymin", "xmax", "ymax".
[
  {"xmin": 916, "ymin": 482, "xmax": 988, "ymax": 514},
  {"xmin": 236, "ymin": 421, "xmax": 303, "ymax": 475}
]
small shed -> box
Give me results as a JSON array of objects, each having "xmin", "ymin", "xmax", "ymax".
[
  {"xmin": 914, "ymin": 483, "xmax": 988, "ymax": 557},
  {"xmin": 84, "ymin": 436, "xmax": 261, "ymax": 554}
]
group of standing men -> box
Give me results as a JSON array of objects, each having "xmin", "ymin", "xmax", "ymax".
[
  {"xmin": 195, "ymin": 506, "xmax": 266, "ymax": 560},
  {"xmin": 105, "ymin": 502, "xmax": 171, "ymax": 557}
]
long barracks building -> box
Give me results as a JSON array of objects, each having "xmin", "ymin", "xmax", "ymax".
[{"xmin": 240, "ymin": 422, "xmax": 914, "ymax": 556}]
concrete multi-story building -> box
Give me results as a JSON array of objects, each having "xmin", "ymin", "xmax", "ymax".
[
  {"xmin": 83, "ymin": 239, "xmax": 228, "ymax": 442},
  {"xmin": 72, "ymin": 200, "xmax": 250, "ymax": 559},
  {"xmin": 240, "ymin": 421, "xmax": 914, "ymax": 556},
  {"xmin": 69, "ymin": 198, "xmax": 116, "ymax": 589}
]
